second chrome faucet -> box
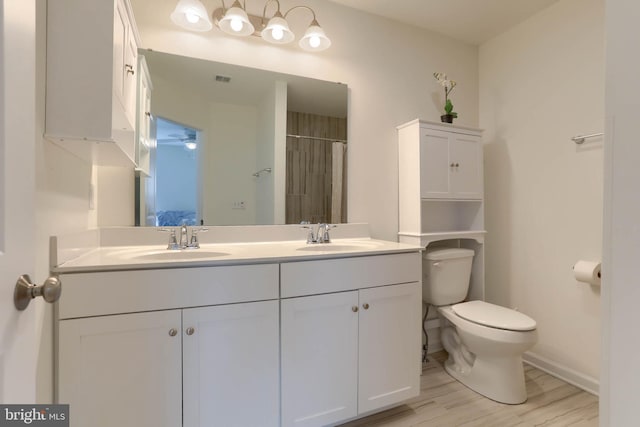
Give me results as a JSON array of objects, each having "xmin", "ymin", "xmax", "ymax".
[
  {"xmin": 302, "ymin": 223, "xmax": 337, "ymax": 244},
  {"xmin": 161, "ymin": 225, "xmax": 208, "ymax": 250}
]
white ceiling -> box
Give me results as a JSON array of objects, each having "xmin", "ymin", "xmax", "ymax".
[{"xmin": 327, "ymin": 0, "xmax": 560, "ymax": 45}]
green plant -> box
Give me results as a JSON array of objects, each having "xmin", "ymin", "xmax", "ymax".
[{"xmin": 433, "ymin": 72, "xmax": 458, "ymax": 118}]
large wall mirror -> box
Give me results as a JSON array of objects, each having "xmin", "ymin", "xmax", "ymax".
[{"xmin": 135, "ymin": 50, "xmax": 348, "ymax": 227}]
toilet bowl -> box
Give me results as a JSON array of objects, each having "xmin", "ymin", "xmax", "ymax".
[
  {"xmin": 422, "ymin": 248, "xmax": 538, "ymax": 404},
  {"xmin": 438, "ymin": 301, "xmax": 537, "ymax": 404}
]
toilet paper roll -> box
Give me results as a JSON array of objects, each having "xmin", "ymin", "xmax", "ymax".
[{"xmin": 573, "ymin": 260, "xmax": 601, "ymax": 286}]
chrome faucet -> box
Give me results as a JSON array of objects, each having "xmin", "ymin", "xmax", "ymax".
[
  {"xmin": 301, "ymin": 223, "xmax": 336, "ymax": 244},
  {"xmin": 179, "ymin": 224, "xmax": 189, "ymax": 249},
  {"xmin": 160, "ymin": 226, "xmax": 209, "ymax": 249}
]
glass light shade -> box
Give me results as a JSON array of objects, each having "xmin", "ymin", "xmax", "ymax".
[
  {"xmin": 184, "ymin": 141, "xmax": 197, "ymax": 150},
  {"xmin": 299, "ymin": 20, "xmax": 331, "ymax": 52},
  {"xmin": 261, "ymin": 13, "xmax": 295, "ymax": 44},
  {"xmin": 218, "ymin": 2, "xmax": 255, "ymax": 36},
  {"xmin": 170, "ymin": 0, "xmax": 213, "ymax": 32}
]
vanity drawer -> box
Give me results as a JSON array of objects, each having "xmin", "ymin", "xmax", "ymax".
[
  {"xmin": 58, "ymin": 264, "xmax": 279, "ymax": 319},
  {"xmin": 281, "ymin": 252, "xmax": 421, "ymax": 298}
]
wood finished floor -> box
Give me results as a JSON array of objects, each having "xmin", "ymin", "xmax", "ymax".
[{"xmin": 339, "ymin": 351, "xmax": 599, "ymax": 427}]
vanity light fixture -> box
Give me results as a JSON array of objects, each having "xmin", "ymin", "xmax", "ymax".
[
  {"xmin": 170, "ymin": 0, "xmax": 213, "ymax": 32},
  {"xmin": 217, "ymin": 0, "xmax": 255, "ymax": 36},
  {"xmin": 170, "ymin": 0, "xmax": 331, "ymax": 51},
  {"xmin": 184, "ymin": 141, "xmax": 198, "ymax": 150}
]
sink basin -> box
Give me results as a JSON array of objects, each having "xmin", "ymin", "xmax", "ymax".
[
  {"xmin": 123, "ymin": 250, "xmax": 229, "ymax": 261},
  {"xmin": 296, "ymin": 242, "xmax": 382, "ymax": 252}
]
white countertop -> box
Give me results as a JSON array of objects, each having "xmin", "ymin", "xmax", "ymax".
[{"xmin": 53, "ymin": 238, "xmax": 422, "ymax": 273}]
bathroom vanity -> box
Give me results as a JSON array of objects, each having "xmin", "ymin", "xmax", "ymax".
[{"xmin": 53, "ymin": 225, "xmax": 421, "ymax": 427}]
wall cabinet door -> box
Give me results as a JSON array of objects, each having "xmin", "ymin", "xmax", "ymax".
[
  {"xmin": 58, "ymin": 310, "xmax": 182, "ymax": 427},
  {"xmin": 281, "ymin": 291, "xmax": 359, "ymax": 427},
  {"xmin": 358, "ymin": 282, "xmax": 422, "ymax": 413},
  {"xmin": 420, "ymin": 129, "xmax": 451, "ymax": 197},
  {"xmin": 114, "ymin": 0, "xmax": 137, "ymax": 131},
  {"xmin": 136, "ymin": 55, "xmax": 153, "ymax": 175},
  {"xmin": 449, "ymin": 134, "xmax": 483, "ymax": 199},
  {"xmin": 420, "ymin": 128, "xmax": 483, "ymax": 200},
  {"xmin": 183, "ymin": 300, "xmax": 280, "ymax": 427}
]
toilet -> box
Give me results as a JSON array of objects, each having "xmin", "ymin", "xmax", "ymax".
[{"xmin": 423, "ymin": 247, "xmax": 538, "ymax": 404}]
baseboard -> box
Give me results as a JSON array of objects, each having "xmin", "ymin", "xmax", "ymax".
[{"xmin": 523, "ymin": 351, "xmax": 599, "ymax": 396}]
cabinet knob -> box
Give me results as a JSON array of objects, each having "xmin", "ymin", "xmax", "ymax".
[
  {"xmin": 362, "ymin": 303, "xmax": 370, "ymax": 310},
  {"xmin": 186, "ymin": 327, "xmax": 195, "ymax": 336},
  {"xmin": 168, "ymin": 328, "xmax": 178, "ymax": 337},
  {"xmin": 351, "ymin": 306, "xmax": 359, "ymax": 313},
  {"xmin": 450, "ymin": 162, "xmax": 455, "ymax": 168},
  {"xmin": 455, "ymin": 163, "xmax": 460, "ymax": 168}
]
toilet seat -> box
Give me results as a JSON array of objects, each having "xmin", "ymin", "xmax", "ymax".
[{"xmin": 451, "ymin": 300, "xmax": 536, "ymax": 331}]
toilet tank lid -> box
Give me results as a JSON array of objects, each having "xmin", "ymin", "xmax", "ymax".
[
  {"xmin": 424, "ymin": 247, "xmax": 475, "ymax": 261},
  {"xmin": 452, "ymin": 301, "xmax": 537, "ymax": 331}
]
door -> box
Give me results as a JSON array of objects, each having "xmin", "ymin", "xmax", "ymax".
[
  {"xmin": 183, "ymin": 301, "xmax": 280, "ymax": 427},
  {"xmin": 358, "ymin": 283, "xmax": 422, "ymax": 413},
  {"xmin": 449, "ymin": 134, "xmax": 483, "ymax": 199},
  {"xmin": 58, "ymin": 310, "xmax": 183, "ymax": 427},
  {"xmin": 281, "ymin": 291, "xmax": 359, "ymax": 427},
  {"xmin": 420, "ymin": 129, "xmax": 450, "ymax": 198},
  {"xmin": 0, "ymin": 0, "xmax": 38, "ymax": 403}
]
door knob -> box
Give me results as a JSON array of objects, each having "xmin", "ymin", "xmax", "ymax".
[{"xmin": 14, "ymin": 274, "xmax": 62, "ymax": 311}]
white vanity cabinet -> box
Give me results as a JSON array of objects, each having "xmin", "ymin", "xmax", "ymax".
[
  {"xmin": 58, "ymin": 310, "xmax": 183, "ymax": 427},
  {"xmin": 45, "ymin": 0, "xmax": 140, "ymax": 166},
  {"xmin": 57, "ymin": 265, "xmax": 280, "ymax": 427},
  {"xmin": 280, "ymin": 253, "xmax": 422, "ymax": 427},
  {"xmin": 398, "ymin": 119, "xmax": 483, "ymax": 200}
]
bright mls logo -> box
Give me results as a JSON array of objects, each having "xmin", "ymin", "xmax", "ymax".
[{"xmin": 0, "ymin": 405, "xmax": 68, "ymax": 426}]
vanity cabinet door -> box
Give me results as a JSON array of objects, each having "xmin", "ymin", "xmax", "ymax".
[
  {"xmin": 182, "ymin": 300, "xmax": 280, "ymax": 427},
  {"xmin": 358, "ymin": 282, "xmax": 422, "ymax": 413},
  {"xmin": 58, "ymin": 310, "xmax": 182, "ymax": 427},
  {"xmin": 281, "ymin": 291, "xmax": 359, "ymax": 427}
]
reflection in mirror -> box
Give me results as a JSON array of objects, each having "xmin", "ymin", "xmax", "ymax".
[{"xmin": 135, "ymin": 50, "xmax": 348, "ymax": 227}]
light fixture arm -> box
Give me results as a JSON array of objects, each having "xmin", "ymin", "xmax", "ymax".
[
  {"xmin": 220, "ymin": 0, "xmax": 248, "ymax": 12},
  {"xmin": 262, "ymin": 0, "xmax": 282, "ymax": 23},
  {"xmin": 283, "ymin": 5, "xmax": 317, "ymax": 22}
]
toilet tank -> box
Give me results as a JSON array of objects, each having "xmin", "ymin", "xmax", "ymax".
[{"xmin": 422, "ymin": 248, "xmax": 474, "ymax": 306}]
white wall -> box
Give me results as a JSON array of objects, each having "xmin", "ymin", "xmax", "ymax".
[
  {"xmin": 601, "ymin": 0, "xmax": 640, "ymax": 424},
  {"xmin": 479, "ymin": 0, "xmax": 604, "ymax": 389},
  {"xmin": 34, "ymin": 0, "xmax": 99, "ymax": 402},
  {"xmin": 206, "ymin": 101, "xmax": 258, "ymax": 225},
  {"xmin": 130, "ymin": 0, "xmax": 479, "ymax": 240}
]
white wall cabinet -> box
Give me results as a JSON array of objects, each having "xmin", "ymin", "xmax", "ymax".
[
  {"xmin": 280, "ymin": 254, "xmax": 422, "ymax": 427},
  {"xmin": 398, "ymin": 119, "xmax": 486, "ymax": 242},
  {"xmin": 398, "ymin": 119, "xmax": 487, "ymax": 351},
  {"xmin": 413, "ymin": 125, "xmax": 483, "ymax": 200},
  {"xmin": 45, "ymin": 0, "xmax": 140, "ymax": 166}
]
